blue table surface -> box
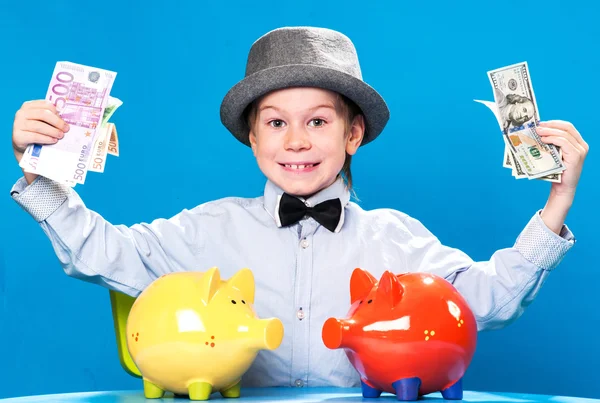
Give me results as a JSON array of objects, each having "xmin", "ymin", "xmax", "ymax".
[{"xmin": 0, "ymin": 388, "xmax": 598, "ymax": 403}]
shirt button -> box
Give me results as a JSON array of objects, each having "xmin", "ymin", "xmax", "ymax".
[
  {"xmin": 296, "ymin": 308, "xmax": 305, "ymax": 320},
  {"xmin": 300, "ymin": 239, "xmax": 309, "ymax": 248},
  {"xmin": 295, "ymin": 379, "xmax": 304, "ymax": 387}
]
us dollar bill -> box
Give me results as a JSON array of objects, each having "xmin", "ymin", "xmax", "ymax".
[
  {"xmin": 474, "ymin": 99, "xmax": 559, "ymax": 182},
  {"xmin": 477, "ymin": 62, "xmax": 564, "ymax": 182}
]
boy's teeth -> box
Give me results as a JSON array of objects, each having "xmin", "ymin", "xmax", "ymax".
[{"xmin": 286, "ymin": 164, "xmax": 314, "ymax": 169}]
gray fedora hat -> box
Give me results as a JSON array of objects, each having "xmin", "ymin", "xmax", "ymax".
[{"xmin": 220, "ymin": 26, "xmax": 390, "ymax": 147}]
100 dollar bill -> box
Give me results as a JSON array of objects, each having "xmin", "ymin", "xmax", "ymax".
[
  {"xmin": 477, "ymin": 61, "xmax": 565, "ymax": 182},
  {"xmin": 474, "ymin": 99, "xmax": 560, "ymax": 182}
]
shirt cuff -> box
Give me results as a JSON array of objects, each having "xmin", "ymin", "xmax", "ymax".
[
  {"xmin": 514, "ymin": 210, "xmax": 576, "ymax": 271},
  {"xmin": 10, "ymin": 176, "xmax": 72, "ymax": 222}
]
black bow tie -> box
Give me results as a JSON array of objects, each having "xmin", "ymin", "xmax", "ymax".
[{"xmin": 278, "ymin": 192, "xmax": 342, "ymax": 232}]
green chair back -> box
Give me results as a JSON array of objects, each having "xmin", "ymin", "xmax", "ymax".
[{"xmin": 109, "ymin": 290, "xmax": 142, "ymax": 378}]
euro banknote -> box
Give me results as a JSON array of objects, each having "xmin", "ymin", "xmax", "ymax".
[
  {"xmin": 19, "ymin": 61, "xmax": 119, "ymax": 186},
  {"xmin": 83, "ymin": 97, "xmax": 122, "ymax": 179},
  {"xmin": 89, "ymin": 123, "xmax": 117, "ymax": 173}
]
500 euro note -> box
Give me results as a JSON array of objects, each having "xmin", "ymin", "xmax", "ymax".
[
  {"xmin": 20, "ymin": 62, "xmax": 117, "ymax": 186},
  {"xmin": 476, "ymin": 61, "xmax": 564, "ymax": 182}
]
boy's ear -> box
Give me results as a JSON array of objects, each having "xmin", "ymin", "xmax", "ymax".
[
  {"xmin": 346, "ymin": 114, "xmax": 365, "ymax": 155},
  {"xmin": 249, "ymin": 130, "xmax": 258, "ymax": 156}
]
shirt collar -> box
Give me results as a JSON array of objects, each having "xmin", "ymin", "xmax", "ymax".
[{"xmin": 263, "ymin": 176, "xmax": 350, "ymax": 232}]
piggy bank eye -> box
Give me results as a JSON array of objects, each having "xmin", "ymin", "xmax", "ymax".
[
  {"xmin": 367, "ymin": 299, "xmax": 373, "ymax": 304},
  {"xmin": 231, "ymin": 300, "xmax": 237, "ymax": 304},
  {"xmin": 241, "ymin": 300, "xmax": 246, "ymax": 304}
]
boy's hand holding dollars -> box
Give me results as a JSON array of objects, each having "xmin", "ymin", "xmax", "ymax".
[{"xmin": 477, "ymin": 61, "xmax": 589, "ymax": 235}]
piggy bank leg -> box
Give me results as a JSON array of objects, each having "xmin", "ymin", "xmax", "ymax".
[
  {"xmin": 188, "ymin": 381, "xmax": 212, "ymax": 401},
  {"xmin": 143, "ymin": 379, "xmax": 165, "ymax": 399},
  {"xmin": 392, "ymin": 377, "xmax": 421, "ymax": 401},
  {"xmin": 360, "ymin": 379, "xmax": 382, "ymax": 398},
  {"xmin": 440, "ymin": 378, "xmax": 463, "ymax": 400},
  {"xmin": 220, "ymin": 380, "xmax": 241, "ymax": 398}
]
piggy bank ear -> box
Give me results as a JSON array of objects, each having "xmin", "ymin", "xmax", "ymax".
[
  {"xmin": 376, "ymin": 271, "xmax": 404, "ymax": 307},
  {"xmin": 228, "ymin": 268, "xmax": 255, "ymax": 304},
  {"xmin": 198, "ymin": 266, "xmax": 221, "ymax": 305},
  {"xmin": 350, "ymin": 268, "xmax": 377, "ymax": 304}
]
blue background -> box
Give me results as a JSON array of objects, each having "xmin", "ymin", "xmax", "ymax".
[{"xmin": 0, "ymin": 0, "xmax": 598, "ymax": 400}]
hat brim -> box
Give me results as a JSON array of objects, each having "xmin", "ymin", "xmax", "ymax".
[{"xmin": 220, "ymin": 64, "xmax": 390, "ymax": 147}]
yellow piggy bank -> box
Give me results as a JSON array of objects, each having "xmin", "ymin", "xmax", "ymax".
[{"xmin": 126, "ymin": 267, "xmax": 284, "ymax": 400}]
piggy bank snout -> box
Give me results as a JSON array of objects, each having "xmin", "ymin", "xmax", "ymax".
[
  {"xmin": 261, "ymin": 318, "xmax": 284, "ymax": 351},
  {"xmin": 322, "ymin": 317, "xmax": 344, "ymax": 349}
]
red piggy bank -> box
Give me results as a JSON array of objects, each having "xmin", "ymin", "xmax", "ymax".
[{"xmin": 322, "ymin": 268, "xmax": 477, "ymax": 401}]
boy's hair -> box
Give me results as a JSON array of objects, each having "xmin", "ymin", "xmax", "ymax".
[{"xmin": 244, "ymin": 91, "xmax": 362, "ymax": 190}]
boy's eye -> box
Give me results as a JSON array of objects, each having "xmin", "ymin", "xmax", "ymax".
[
  {"xmin": 268, "ymin": 119, "xmax": 285, "ymax": 128},
  {"xmin": 309, "ymin": 119, "xmax": 325, "ymax": 127}
]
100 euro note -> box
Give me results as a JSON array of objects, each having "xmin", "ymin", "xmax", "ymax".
[
  {"xmin": 19, "ymin": 61, "xmax": 117, "ymax": 186},
  {"xmin": 476, "ymin": 61, "xmax": 564, "ymax": 183}
]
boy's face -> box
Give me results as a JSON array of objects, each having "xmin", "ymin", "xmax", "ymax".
[{"xmin": 248, "ymin": 87, "xmax": 364, "ymax": 197}]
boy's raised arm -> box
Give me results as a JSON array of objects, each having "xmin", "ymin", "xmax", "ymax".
[
  {"xmin": 406, "ymin": 118, "xmax": 587, "ymax": 331},
  {"xmin": 11, "ymin": 173, "xmax": 209, "ymax": 297},
  {"xmin": 10, "ymin": 99, "xmax": 195, "ymax": 297},
  {"xmin": 400, "ymin": 210, "xmax": 575, "ymax": 331}
]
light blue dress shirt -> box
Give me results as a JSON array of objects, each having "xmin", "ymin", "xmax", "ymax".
[{"xmin": 10, "ymin": 175, "xmax": 575, "ymax": 389}]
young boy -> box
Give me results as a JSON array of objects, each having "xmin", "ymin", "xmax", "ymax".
[{"xmin": 10, "ymin": 27, "xmax": 588, "ymax": 389}]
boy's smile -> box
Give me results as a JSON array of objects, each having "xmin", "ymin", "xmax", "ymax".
[
  {"xmin": 248, "ymin": 87, "xmax": 364, "ymax": 197},
  {"xmin": 279, "ymin": 163, "xmax": 320, "ymax": 173}
]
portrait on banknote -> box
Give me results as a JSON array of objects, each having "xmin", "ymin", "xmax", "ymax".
[{"xmin": 494, "ymin": 90, "xmax": 536, "ymax": 134}]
